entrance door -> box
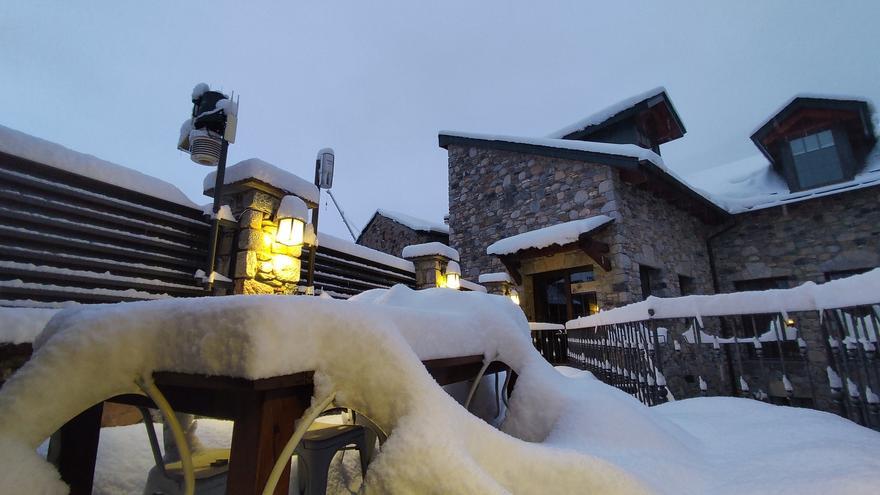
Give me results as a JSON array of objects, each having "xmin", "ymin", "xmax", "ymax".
[{"xmin": 534, "ymin": 267, "xmax": 598, "ymax": 324}]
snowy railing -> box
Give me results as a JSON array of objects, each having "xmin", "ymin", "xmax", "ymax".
[
  {"xmin": 529, "ymin": 323, "xmax": 568, "ymax": 365},
  {"xmin": 566, "ymin": 270, "xmax": 880, "ymax": 429}
]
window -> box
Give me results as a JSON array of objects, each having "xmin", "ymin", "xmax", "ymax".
[
  {"xmin": 640, "ymin": 265, "xmax": 662, "ymax": 300},
  {"xmin": 734, "ymin": 278, "xmax": 790, "ymax": 340},
  {"xmin": 788, "ymin": 129, "xmax": 844, "ymax": 189}
]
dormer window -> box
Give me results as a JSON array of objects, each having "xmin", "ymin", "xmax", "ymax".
[
  {"xmin": 751, "ymin": 96, "xmax": 876, "ymax": 193},
  {"xmin": 788, "ymin": 129, "xmax": 844, "ymax": 189}
]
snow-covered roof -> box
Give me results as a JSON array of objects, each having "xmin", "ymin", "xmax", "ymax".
[
  {"xmin": 0, "ymin": 124, "xmax": 198, "ymax": 208},
  {"xmin": 546, "ymin": 86, "xmax": 669, "ymax": 139},
  {"xmin": 486, "ymin": 216, "xmax": 613, "ymax": 256},
  {"xmin": 568, "ymin": 267, "xmax": 880, "ymax": 329},
  {"xmin": 478, "ymin": 272, "xmax": 515, "ymax": 284},
  {"xmin": 375, "ymin": 209, "xmax": 449, "ymax": 234},
  {"xmin": 685, "ymin": 146, "xmax": 880, "ymax": 213},
  {"xmin": 750, "ymin": 93, "xmax": 875, "ymax": 137},
  {"xmin": 401, "ymin": 242, "xmax": 460, "ymax": 261},
  {"xmin": 439, "ymin": 131, "xmax": 664, "ymax": 167},
  {"xmin": 319, "ymin": 232, "xmax": 415, "ymax": 273},
  {"xmin": 203, "ymin": 158, "xmax": 319, "ymax": 205}
]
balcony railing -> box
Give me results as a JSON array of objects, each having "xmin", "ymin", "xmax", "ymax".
[{"xmin": 563, "ymin": 272, "xmax": 880, "ymax": 430}]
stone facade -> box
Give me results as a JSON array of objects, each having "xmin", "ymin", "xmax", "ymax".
[
  {"xmin": 447, "ymin": 145, "xmax": 621, "ymax": 279},
  {"xmin": 358, "ymin": 214, "xmax": 448, "ymax": 258},
  {"xmin": 614, "ymin": 179, "xmax": 716, "ymax": 303},
  {"xmin": 712, "ymin": 186, "xmax": 880, "ymax": 292},
  {"xmin": 446, "ymin": 144, "xmax": 718, "ymax": 314}
]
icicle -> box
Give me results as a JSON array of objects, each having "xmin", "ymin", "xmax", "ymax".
[
  {"xmin": 712, "ymin": 336, "xmax": 720, "ymax": 350},
  {"xmin": 828, "ymin": 337, "xmax": 839, "ymax": 348},
  {"xmin": 862, "ymin": 340, "xmax": 876, "ymax": 353},
  {"xmin": 866, "ymin": 387, "xmax": 880, "ymax": 405},
  {"xmin": 698, "ymin": 376, "xmax": 708, "ymax": 391},
  {"xmin": 673, "ymin": 340, "xmax": 681, "ymax": 352},
  {"xmin": 695, "ymin": 313, "xmax": 704, "ymax": 328},
  {"xmin": 739, "ymin": 376, "xmax": 750, "ymax": 392},
  {"xmin": 647, "ymin": 374, "xmax": 655, "ymax": 386},
  {"xmin": 782, "ymin": 375, "xmax": 793, "ymax": 393}
]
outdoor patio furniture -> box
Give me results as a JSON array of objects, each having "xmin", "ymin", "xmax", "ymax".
[
  {"xmin": 50, "ymin": 355, "xmax": 508, "ymax": 495},
  {"xmin": 295, "ymin": 422, "xmax": 369, "ymax": 495},
  {"xmin": 137, "ymin": 408, "xmax": 229, "ymax": 495}
]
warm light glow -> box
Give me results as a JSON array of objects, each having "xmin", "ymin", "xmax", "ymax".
[
  {"xmin": 786, "ymin": 319, "xmax": 795, "ymax": 326},
  {"xmin": 445, "ymin": 272, "xmax": 460, "ymax": 290},
  {"xmin": 276, "ymin": 218, "xmax": 305, "ymax": 246},
  {"xmin": 509, "ymin": 290, "xmax": 520, "ymax": 305}
]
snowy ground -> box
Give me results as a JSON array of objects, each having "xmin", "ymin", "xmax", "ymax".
[{"xmin": 2, "ymin": 287, "xmax": 880, "ymax": 494}]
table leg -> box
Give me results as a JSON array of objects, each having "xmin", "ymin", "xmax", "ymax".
[
  {"xmin": 227, "ymin": 387, "xmax": 312, "ymax": 495},
  {"xmin": 49, "ymin": 402, "xmax": 104, "ymax": 495}
]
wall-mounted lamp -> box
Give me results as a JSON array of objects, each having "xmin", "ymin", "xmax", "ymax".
[
  {"xmin": 276, "ymin": 195, "xmax": 308, "ymax": 246},
  {"xmin": 445, "ymin": 261, "xmax": 461, "ymax": 290}
]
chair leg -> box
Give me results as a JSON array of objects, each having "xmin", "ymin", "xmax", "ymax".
[{"xmin": 354, "ymin": 437, "xmax": 369, "ymax": 478}]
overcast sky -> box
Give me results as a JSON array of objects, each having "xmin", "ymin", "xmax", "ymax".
[{"xmin": 2, "ymin": 1, "xmax": 878, "ymax": 239}]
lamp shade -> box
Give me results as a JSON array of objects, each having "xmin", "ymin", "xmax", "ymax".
[
  {"xmin": 276, "ymin": 195, "xmax": 308, "ymax": 246},
  {"xmin": 445, "ymin": 260, "xmax": 461, "ymax": 290}
]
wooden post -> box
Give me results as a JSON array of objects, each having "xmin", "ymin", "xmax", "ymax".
[
  {"xmin": 50, "ymin": 402, "xmax": 104, "ymax": 495},
  {"xmin": 226, "ymin": 387, "xmax": 312, "ymax": 495}
]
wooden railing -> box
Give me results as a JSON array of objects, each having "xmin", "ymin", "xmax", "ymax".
[{"xmin": 0, "ymin": 151, "xmax": 211, "ymax": 305}]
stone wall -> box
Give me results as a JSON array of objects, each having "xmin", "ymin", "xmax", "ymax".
[
  {"xmin": 614, "ymin": 179, "xmax": 716, "ymax": 304},
  {"xmin": 712, "ymin": 186, "xmax": 880, "ymax": 292},
  {"xmin": 358, "ymin": 214, "xmax": 448, "ymax": 258},
  {"xmin": 447, "ymin": 145, "xmax": 621, "ymax": 281}
]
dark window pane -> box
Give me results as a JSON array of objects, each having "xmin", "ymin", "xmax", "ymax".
[
  {"xmin": 793, "ymin": 145, "xmax": 843, "ymax": 189},
  {"xmin": 790, "ymin": 137, "xmax": 806, "ymax": 155},
  {"xmin": 817, "ymin": 129, "xmax": 834, "ymax": 148},
  {"xmin": 570, "ymin": 269, "xmax": 595, "ymax": 283},
  {"xmin": 640, "ymin": 265, "xmax": 653, "ymax": 300}
]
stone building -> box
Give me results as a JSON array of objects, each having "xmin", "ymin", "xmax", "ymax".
[
  {"xmin": 435, "ymin": 89, "xmax": 879, "ymax": 409},
  {"xmin": 357, "ymin": 209, "xmax": 449, "ymax": 257},
  {"xmin": 439, "ymin": 89, "xmax": 879, "ymax": 324}
]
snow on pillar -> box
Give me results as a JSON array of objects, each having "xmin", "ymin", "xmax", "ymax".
[
  {"xmin": 204, "ymin": 158, "xmax": 320, "ymax": 296},
  {"xmin": 402, "ymin": 242, "xmax": 461, "ymax": 290}
]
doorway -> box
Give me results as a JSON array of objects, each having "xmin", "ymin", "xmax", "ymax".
[{"xmin": 533, "ymin": 267, "xmax": 599, "ymax": 324}]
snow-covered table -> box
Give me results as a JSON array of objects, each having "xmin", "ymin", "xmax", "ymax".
[{"xmin": 55, "ymin": 356, "xmax": 508, "ymax": 495}]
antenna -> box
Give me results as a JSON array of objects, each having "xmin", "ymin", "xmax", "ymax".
[{"xmin": 327, "ymin": 190, "xmax": 360, "ymax": 241}]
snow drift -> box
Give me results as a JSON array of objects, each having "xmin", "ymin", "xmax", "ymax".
[{"xmin": 1, "ymin": 287, "xmax": 879, "ymax": 494}]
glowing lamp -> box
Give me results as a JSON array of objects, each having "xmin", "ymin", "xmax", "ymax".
[
  {"xmin": 509, "ymin": 289, "xmax": 520, "ymax": 305},
  {"xmin": 275, "ymin": 195, "xmax": 308, "ymax": 246},
  {"xmin": 445, "ymin": 261, "xmax": 461, "ymax": 290}
]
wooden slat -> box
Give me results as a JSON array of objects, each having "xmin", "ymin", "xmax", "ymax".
[{"xmin": 0, "ymin": 265, "xmax": 205, "ymax": 296}]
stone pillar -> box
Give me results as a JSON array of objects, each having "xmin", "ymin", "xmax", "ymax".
[
  {"xmin": 213, "ymin": 186, "xmax": 307, "ymax": 295},
  {"xmin": 402, "ymin": 243, "xmax": 460, "ymax": 290},
  {"xmin": 479, "ymin": 272, "xmax": 518, "ymax": 298}
]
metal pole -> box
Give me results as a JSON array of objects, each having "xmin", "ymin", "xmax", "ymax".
[
  {"xmin": 204, "ymin": 139, "xmax": 229, "ymax": 292},
  {"xmin": 305, "ymin": 158, "xmax": 321, "ymax": 293}
]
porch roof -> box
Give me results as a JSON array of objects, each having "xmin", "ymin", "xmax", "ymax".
[{"xmin": 486, "ymin": 216, "xmax": 613, "ymax": 256}]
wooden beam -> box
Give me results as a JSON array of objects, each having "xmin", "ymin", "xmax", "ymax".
[
  {"xmin": 577, "ymin": 235, "xmax": 612, "ymax": 272},
  {"xmin": 498, "ymin": 256, "xmax": 522, "ymax": 285}
]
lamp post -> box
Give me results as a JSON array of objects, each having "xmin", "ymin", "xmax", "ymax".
[
  {"xmin": 177, "ymin": 83, "xmax": 238, "ymax": 290},
  {"xmin": 305, "ymin": 148, "xmax": 335, "ymax": 293}
]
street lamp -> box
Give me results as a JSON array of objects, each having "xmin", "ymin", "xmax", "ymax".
[
  {"xmin": 276, "ymin": 195, "xmax": 307, "ymax": 246},
  {"xmin": 305, "ymin": 148, "xmax": 335, "ymax": 293},
  {"xmin": 177, "ymin": 82, "xmax": 238, "ymax": 289}
]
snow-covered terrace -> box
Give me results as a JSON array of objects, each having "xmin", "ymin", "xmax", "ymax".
[{"xmin": 2, "ymin": 287, "xmax": 880, "ymax": 494}]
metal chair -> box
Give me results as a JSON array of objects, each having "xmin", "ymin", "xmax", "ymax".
[{"xmin": 295, "ymin": 421, "xmax": 369, "ymax": 495}]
